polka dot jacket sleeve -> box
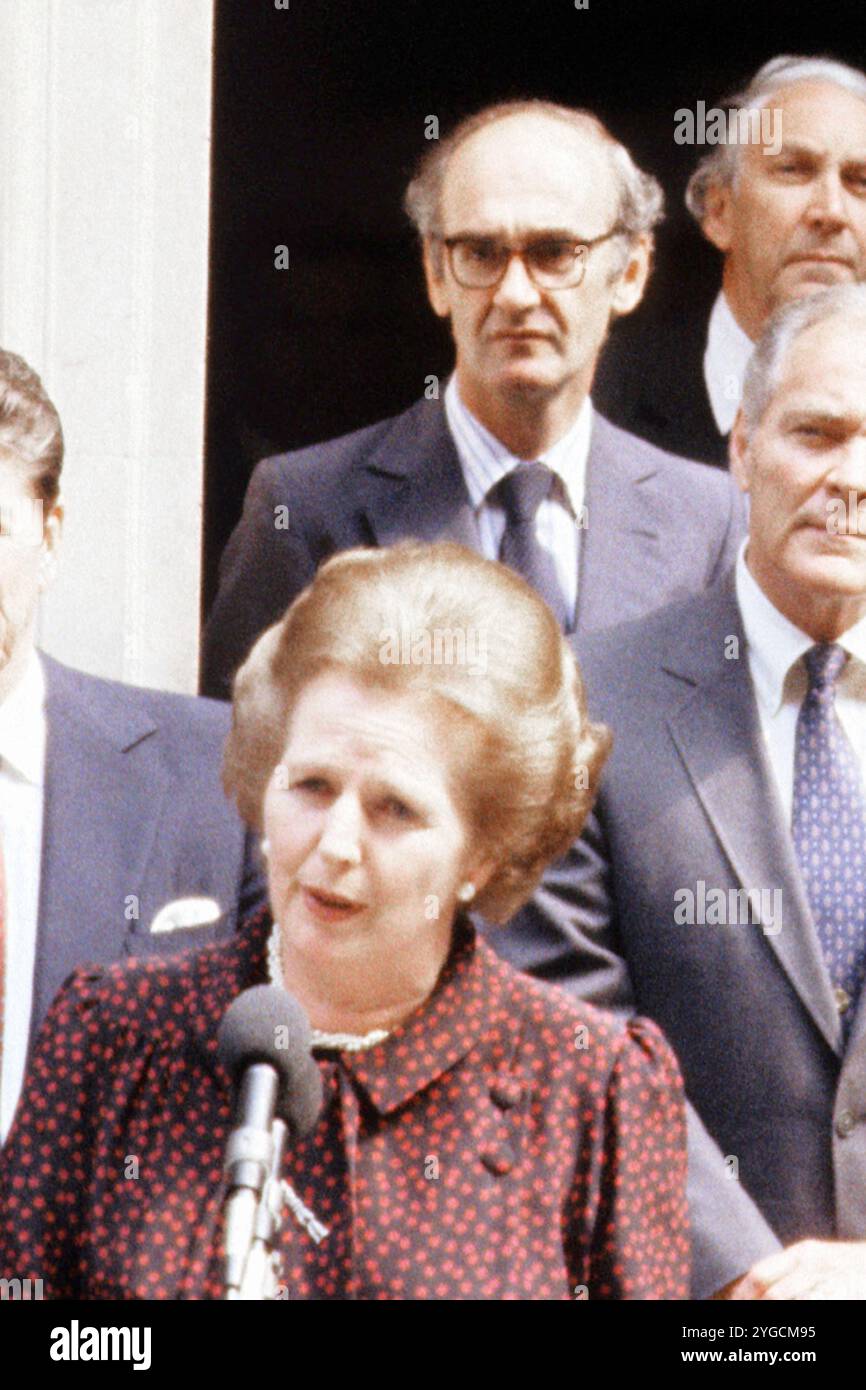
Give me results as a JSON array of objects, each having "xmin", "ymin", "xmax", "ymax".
[
  {"xmin": 0, "ymin": 966, "xmax": 108, "ymax": 1298},
  {"xmin": 578, "ymin": 1015, "xmax": 690, "ymax": 1300}
]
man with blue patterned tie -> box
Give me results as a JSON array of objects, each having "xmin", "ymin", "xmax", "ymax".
[
  {"xmin": 792, "ymin": 643, "xmax": 866, "ymax": 1040},
  {"xmin": 492, "ymin": 283, "xmax": 866, "ymax": 1299}
]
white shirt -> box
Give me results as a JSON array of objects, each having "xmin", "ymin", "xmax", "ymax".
[
  {"xmin": 703, "ymin": 291, "xmax": 755, "ymax": 436},
  {"xmin": 0, "ymin": 650, "xmax": 47, "ymax": 1142},
  {"xmin": 444, "ymin": 376, "xmax": 591, "ymax": 625},
  {"xmin": 735, "ymin": 543, "xmax": 866, "ymax": 822}
]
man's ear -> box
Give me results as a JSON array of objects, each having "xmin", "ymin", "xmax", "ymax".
[
  {"xmin": 729, "ymin": 410, "xmax": 752, "ymax": 490},
  {"xmin": 701, "ymin": 179, "xmax": 735, "ymax": 254},
  {"xmin": 422, "ymin": 238, "xmax": 451, "ymax": 319},
  {"xmin": 38, "ymin": 499, "xmax": 63, "ymax": 591},
  {"xmin": 610, "ymin": 233, "xmax": 651, "ymax": 319}
]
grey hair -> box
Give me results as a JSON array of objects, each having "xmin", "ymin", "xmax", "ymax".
[
  {"xmin": 686, "ymin": 54, "xmax": 866, "ymax": 224},
  {"xmin": 741, "ymin": 283, "xmax": 866, "ymax": 435},
  {"xmin": 404, "ymin": 99, "xmax": 664, "ymax": 275}
]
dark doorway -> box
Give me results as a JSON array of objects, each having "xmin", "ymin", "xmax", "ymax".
[{"xmin": 204, "ymin": 0, "xmax": 866, "ymax": 626}]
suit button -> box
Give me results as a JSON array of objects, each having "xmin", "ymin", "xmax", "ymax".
[
  {"xmin": 480, "ymin": 1142, "xmax": 516, "ymax": 1175},
  {"xmin": 836, "ymin": 1110, "xmax": 856, "ymax": 1138},
  {"xmin": 490, "ymin": 1077, "xmax": 523, "ymax": 1110},
  {"xmin": 834, "ymin": 987, "xmax": 851, "ymax": 1015}
]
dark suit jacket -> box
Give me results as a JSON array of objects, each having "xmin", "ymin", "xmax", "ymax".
[
  {"xmin": 593, "ymin": 292, "xmax": 729, "ymax": 468},
  {"xmin": 201, "ymin": 396, "xmax": 746, "ymax": 698},
  {"xmin": 489, "ymin": 575, "xmax": 866, "ymax": 1296},
  {"xmin": 32, "ymin": 654, "xmax": 265, "ymax": 1051}
]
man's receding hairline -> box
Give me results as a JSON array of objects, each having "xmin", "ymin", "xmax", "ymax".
[
  {"xmin": 442, "ymin": 109, "xmax": 612, "ymax": 175},
  {"xmin": 741, "ymin": 74, "xmax": 866, "ymax": 113},
  {"xmin": 743, "ymin": 80, "xmax": 866, "ymax": 152},
  {"xmin": 745, "ymin": 301, "xmax": 866, "ymax": 436},
  {"xmin": 437, "ymin": 110, "xmax": 619, "ymax": 223},
  {"xmin": 685, "ymin": 57, "xmax": 866, "ymax": 223},
  {"xmin": 778, "ymin": 312, "xmax": 866, "ymax": 370},
  {"xmin": 729, "ymin": 92, "xmax": 866, "ymax": 190}
]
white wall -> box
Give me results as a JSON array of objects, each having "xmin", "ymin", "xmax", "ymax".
[{"xmin": 0, "ymin": 0, "xmax": 214, "ymax": 693}]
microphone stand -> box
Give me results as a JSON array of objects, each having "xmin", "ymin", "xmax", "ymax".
[{"xmin": 225, "ymin": 1119, "xmax": 290, "ymax": 1300}]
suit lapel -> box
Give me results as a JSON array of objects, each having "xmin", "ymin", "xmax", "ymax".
[
  {"xmin": 359, "ymin": 403, "xmax": 686, "ymax": 637},
  {"xmin": 594, "ymin": 290, "xmax": 727, "ymax": 467},
  {"xmin": 34, "ymin": 657, "xmax": 170, "ymax": 1044},
  {"xmin": 639, "ymin": 335, "xmax": 724, "ymax": 466},
  {"xmin": 662, "ymin": 597, "xmax": 841, "ymax": 1054},
  {"xmin": 577, "ymin": 413, "xmax": 671, "ymax": 633},
  {"xmin": 633, "ymin": 295, "xmax": 729, "ymax": 467},
  {"xmin": 358, "ymin": 397, "xmax": 482, "ymax": 550}
]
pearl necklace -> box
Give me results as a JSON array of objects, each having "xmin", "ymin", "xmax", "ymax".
[{"xmin": 266, "ymin": 921, "xmax": 390, "ymax": 1053}]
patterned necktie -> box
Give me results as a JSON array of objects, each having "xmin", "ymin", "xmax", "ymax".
[
  {"xmin": 792, "ymin": 643, "xmax": 866, "ymax": 1034},
  {"xmin": 495, "ymin": 463, "xmax": 569, "ymax": 628}
]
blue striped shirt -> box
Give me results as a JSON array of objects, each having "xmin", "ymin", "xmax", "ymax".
[{"xmin": 444, "ymin": 375, "xmax": 590, "ymax": 621}]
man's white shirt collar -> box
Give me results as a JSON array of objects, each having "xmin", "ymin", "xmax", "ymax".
[
  {"xmin": 704, "ymin": 291, "xmax": 755, "ymax": 436},
  {"xmin": 735, "ymin": 541, "xmax": 866, "ymax": 715},
  {"xmin": 0, "ymin": 650, "xmax": 47, "ymax": 786},
  {"xmin": 444, "ymin": 374, "xmax": 591, "ymax": 517}
]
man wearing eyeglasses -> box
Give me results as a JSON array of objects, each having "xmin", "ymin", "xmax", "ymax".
[{"xmin": 201, "ymin": 99, "xmax": 745, "ymax": 699}]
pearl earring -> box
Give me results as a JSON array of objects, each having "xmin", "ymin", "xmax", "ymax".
[
  {"xmin": 456, "ymin": 881, "xmax": 476, "ymax": 904},
  {"xmin": 260, "ymin": 838, "xmax": 271, "ymax": 860}
]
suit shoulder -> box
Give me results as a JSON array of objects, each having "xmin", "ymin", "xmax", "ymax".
[
  {"xmin": 650, "ymin": 444, "xmax": 737, "ymax": 503},
  {"xmin": 253, "ymin": 398, "xmax": 429, "ymax": 487},
  {"xmin": 575, "ymin": 580, "xmax": 731, "ymax": 685},
  {"xmin": 43, "ymin": 656, "xmax": 230, "ymax": 747},
  {"xmin": 595, "ymin": 413, "xmax": 733, "ymax": 497},
  {"xmin": 118, "ymin": 683, "xmax": 230, "ymax": 737}
]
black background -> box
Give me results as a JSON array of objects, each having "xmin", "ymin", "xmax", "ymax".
[{"xmin": 204, "ymin": 0, "xmax": 866, "ymax": 613}]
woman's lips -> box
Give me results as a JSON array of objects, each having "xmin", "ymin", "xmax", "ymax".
[{"xmin": 300, "ymin": 885, "xmax": 364, "ymax": 923}]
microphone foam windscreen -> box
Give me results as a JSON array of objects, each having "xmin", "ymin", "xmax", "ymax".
[{"xmin": 217, "ymin": 984, "xmax": 323, "ymax": 1137}]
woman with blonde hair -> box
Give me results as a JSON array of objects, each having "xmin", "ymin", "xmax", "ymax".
[{"xmin": 0, "ymin": 541, "xmax": 688, "ymax": 1299}]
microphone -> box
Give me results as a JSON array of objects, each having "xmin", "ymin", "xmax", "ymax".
[{"xmin": 217, "ymin": 984, "xmax": 323, "ymax": 1297}]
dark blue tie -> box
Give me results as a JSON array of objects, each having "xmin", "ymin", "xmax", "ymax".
[
  {"xmin": 495, "ymin": 464, "xmax": 569, "ymax": 629},
  {"xmin": 792, "ymin": 643, "xmax": 866, "ymax": 1033}
]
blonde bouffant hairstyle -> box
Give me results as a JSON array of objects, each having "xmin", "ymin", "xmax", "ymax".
[{"xmin": 223, "ymin": 541, "xmax": 611, "ymax": 924}]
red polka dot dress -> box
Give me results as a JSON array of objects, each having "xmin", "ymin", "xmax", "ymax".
[{"xmin": 0, "ymin": 909, "xmax": 689, "ymax": 1299}]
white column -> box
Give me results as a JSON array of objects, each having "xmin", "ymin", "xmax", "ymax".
[{"xmin": 0, "ymin": 0, "xmax": 214, "ymax": 694}]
